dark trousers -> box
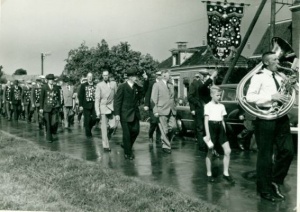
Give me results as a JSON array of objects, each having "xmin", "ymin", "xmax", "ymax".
[
  {"xmin": 12, "ymin": 103, "xmax": 21, "ymax": 121},
  {"xmin": 255, "ymin": 115, "xmax": 294, "ymax": 194},
  {"xmin": 83, "ymin": 106, "xmax": 97, "ymax": 136},
  {"xmin": 194, "ymin": 106, "xmax": 205, "ymax": 148},
  {"xmin": 148, "ymin": 111, "xmax": 161, "ymax": 142},
  {"xmin": 121, "ymin": 117, "xmax": 140, "ymax": 156},
  {"xmin": 44, "ymin": 108, "xmax": 59, "ymax": 141},
  {"xmin": 24, "ymin": 103, "xmax": 33, "ymax": 122}
]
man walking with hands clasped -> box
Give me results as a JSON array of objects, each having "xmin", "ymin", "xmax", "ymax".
[{"xmin": 95, "ymin": 70, "xmax": 118, "ymax": 152}]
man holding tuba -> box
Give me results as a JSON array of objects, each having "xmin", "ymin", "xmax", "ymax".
[{"xmin": 246, "ymin": 51, "xmax": 294, "ymax": 202}]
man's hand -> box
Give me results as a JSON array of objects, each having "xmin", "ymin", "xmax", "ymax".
[
  {"xmin": 32, "ymin": 104, "xmax": 35, "ymax": 108},
  {"xmin": 271, "ymin": 93, "xmax": 289, "ymax": 103},
  {"xmin": 239, "ymin": 115, "xmax": 245, "ymax": 120},
  {"xmin": 144, "ymin": 106, "xmax": 149, "ymax": 111},
  {"xmin": 154, "ymin": 113, "xmax": 159, "ymax": 117},
  {"xmin": 115, "ymin": 115, "xmax": 120, "ymax": 121},
  {"xmin": 191, "ymin": 110, "xmax": 195, "ymax": 115},
  {"xmin": 39, "ymin": 109, "xmax": 43, "ymax": 113},
  {"xmin": 79, "ymin": 106, "xmax": 83, "ymax": 111}
]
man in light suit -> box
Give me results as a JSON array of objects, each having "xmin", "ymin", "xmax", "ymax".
[
  {"xmin": 151, "ymin": 70, "xmax": 176, "ymax": 154},
  {"xmin": 61, "ymin": 77, "xmax": 75, "ymax": 129},
  {"xmin": 95, "ymin": 70, "xmax": 118, "ymax": 152}
]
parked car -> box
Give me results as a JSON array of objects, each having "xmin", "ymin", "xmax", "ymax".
[{"xmin": 176, "ymin": 84, "xmax": 298, "ymax": 148}]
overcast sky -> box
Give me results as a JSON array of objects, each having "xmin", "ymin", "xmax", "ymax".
[{"xmin": 0, "ymin": 0, "xmax": 292, "ymax": 76}]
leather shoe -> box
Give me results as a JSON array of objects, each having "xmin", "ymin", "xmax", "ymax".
[
  {"xmin": 272, "ymin": 182, "xmax": 285, "ymax": 199},
  {"xmin": 162, "ymin": 148, "xmax": 171, "ymax": 154},
  {"xmin": 103, "ymin": 148, "xmax": 111, "ymax": 152},
  {"xmin": 207, "ymin": 176, "xmax": 215, "ymax": 183},
  {"xmin": 260, "ymin": 193, "xmax": 281, "ymax": 202},
  {"xmin": 124, "ymin": 154, "xmax": 134, "ymax": 160},
  {"xmin": 223, "ymin": 175, "xmax": 235, "ymax": 184}
]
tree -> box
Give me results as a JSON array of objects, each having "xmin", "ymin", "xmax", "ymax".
[
  {"xmin": 14, "ymin": 68, "xmax": 27, "ymax": 75},
  {"xmin": 63, "ymin": 39, "xmax": 159, "ymax": 84}
]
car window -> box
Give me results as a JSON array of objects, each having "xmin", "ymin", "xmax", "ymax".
[{"xmin": 222, "ymin": 89, "xmax": 236, "ymax": 101}]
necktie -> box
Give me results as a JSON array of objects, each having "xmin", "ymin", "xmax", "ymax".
[{"xmin": 272, "ymin": 72, "xmax": 280, "ymax": 90}]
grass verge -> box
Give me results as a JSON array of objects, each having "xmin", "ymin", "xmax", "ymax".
[{"xmin": 0, "ymin": 131, "xmax": 224, "ymax": 212}]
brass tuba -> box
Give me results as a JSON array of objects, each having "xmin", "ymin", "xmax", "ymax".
[{"xmin": 236, "ymin": 37, "xmax": 298, "ymax": 120}]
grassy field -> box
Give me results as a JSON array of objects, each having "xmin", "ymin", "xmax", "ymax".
[{"xmin": 0, "ymin": 131, "xmax": 225, "ymax": 212}]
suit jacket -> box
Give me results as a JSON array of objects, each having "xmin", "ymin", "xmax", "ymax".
[
  {"xmin": 21, "ymin": 86, "xmax": 31, "ymax": 105},
  {"xmin": 61, "ymin": 85, "xmax": 75, "ymax": 107},
  {"xmin": 144, "ymin": 79, "xmax": 159, "ymax": 110},
  {"xmin": 31, "ymin": 84, "xmax": 42, "ymax": 107},
  {"xmin": 78, "ymin": 82, "xmax": 97, "ymax": 109},
  {"xmin": 151, "ymin": 80, "xmax": 176, "ymax": 116},
  {"xmin": 95, "ymin": 80, "xmax": 117, "ymax": 115},
  {"xmin": 198, "ymin": 78, "xmax": 213, "ymax": 104},
  {"xmin": 188, "ymin": 79, "xmax": 202, "ymax": 111},
  {"xmin": 10, "ymin": 86, "xmax": 22, "ymax": 105},
  {"xmin": 114, "ymin": 82, "xmax": 142, "ymax": 122},
  {"xmin": 3, "ymin": 85, "xmax": 12, "ymax": 103},
  {"xmin": 40, "ymin": 84, "xmax": 61, "ymax": 112}
]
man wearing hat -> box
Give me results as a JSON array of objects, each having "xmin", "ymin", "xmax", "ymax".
[
  {"xmin": 3, "ymin": 81, "xmax": 13, "ymax": 120},
  {"xmin": 144, "ymin": 71, "xmax": 162, "ymax": 146},
  {"xmin": 40, "ymin": 74, "xmax": 61, "ymax": 142},
  {"xmin": 78, "ymin": 72, "xmax": 97, "ymax": 137},
  {"xmin": 31, "ymin": 78, "xmax": 43, "ymax": 129},
  {"xmin": 10, "ymin": 80, "xmax": 23, "ymax": 121},
  {"xmin": 114, "ymin": 67, "xmax": 143, "ymax": 160},
  {"xmin": 188, "ymin": 70, "xmax": 217, "ymax": 151},
  {"xmin": 22, "ymin": 80, "xmax": 33, "ymax": 123},
  {"xmin": 61, "ymin": 77, "xmax": 75, "ymax": 129},
  {"xmin": 95, "ymin": 70, "xmax": 118, "ymax": 152}
]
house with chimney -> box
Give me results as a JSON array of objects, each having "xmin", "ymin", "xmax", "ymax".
[{"xmin": 157, "ymin": 42, "xmax": 248, "ymax": 100}]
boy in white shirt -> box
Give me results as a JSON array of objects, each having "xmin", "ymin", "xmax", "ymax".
[{"xmin": 204, "ymin": 85, "xmax": 234, "ymax": 184}]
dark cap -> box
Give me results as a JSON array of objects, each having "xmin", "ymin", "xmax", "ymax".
[
  {"xmin": 126, "ymin": 67, "xmax": 137, "ymax": 77},
  {"xmin": 46, "ymin": 74, "xmax": 55, "ymax": 80}
]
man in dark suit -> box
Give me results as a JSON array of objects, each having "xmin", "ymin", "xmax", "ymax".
[
  {"xmin": 22, "ymin": 80, "xmax": 33, "ymax": 123},
  {"xmin": 39, "ymin": 74, "xmax": 61, "ymax": 142},
  {"xmin": 144, "ymin": 71, "xmax": 162, "ymax": 146},
  {"xmin": 114, "ymin": 67, "xmax": 143, "ymax": 160},
  {"xmin": 78, "ymin": 72, "xmax": 97, "ymax": 137},
  {"xmin": 31, "ymin": 78, "xmax": 43, "ymax": 129},
  {"xmin": 10, "ymin": 80, "xmax": 22, "ymax": 121},
  {"xmin": 188, "ymin": 71, "xmax": 217, "ymax": 151}
]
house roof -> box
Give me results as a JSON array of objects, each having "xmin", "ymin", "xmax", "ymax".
[
  {"xmin": 252, "ymin": 19, "xmax": 292, "ymax": 57},
  {"xmin": 158, "ymin": 46, "xmax": 248, "ymax": 70}
]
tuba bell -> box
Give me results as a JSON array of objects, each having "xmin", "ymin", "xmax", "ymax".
[{"xmin": 236, "ymin": 37, "xmax": 299, "ymax": 120}]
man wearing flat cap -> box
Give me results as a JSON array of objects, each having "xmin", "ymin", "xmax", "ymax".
[
  {"xmin": 144, "ymin": 71, "xmax": 162, "ymax": 146},
  {"xmin": 10, "ymin": 80, "xmax": 22, "ymax": 121},
  {"xmin": 22, "ymin": 80, "xmax": 33, "ymax": 123},
  {"xmin": 114, "ymin": 67, "xmax": 144, "ymax": 160},
  {"xmin": 31, "ymin": 78, "xmax": 44, "ymax": 129},
  {"xmin": 40, "ymin": 74, "xmax": 61, "ymax": 142},
  {"xmin": 188, "ymin": 70, "xmax": 217, "ymax": 151},
  {"xmin": 78, "ymin": 72, "xmax": 97, "ymax": 137}
]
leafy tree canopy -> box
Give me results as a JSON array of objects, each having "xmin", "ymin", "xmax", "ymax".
[
  {"xmin": 63, "ymin": 40, "xmax": 159, "ymax": 85},
  {"xmin": 14, "ymin": 68, "xmax": 27, "ymax": 75}
]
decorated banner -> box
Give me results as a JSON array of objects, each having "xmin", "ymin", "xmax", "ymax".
[{"xmin": 206, "ymin": 1, "xmax": 245, "ymax": 61}]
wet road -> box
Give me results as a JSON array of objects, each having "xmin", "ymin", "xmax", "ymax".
[{"xmin": 0, "ymin": 118, "xmax": 297, "ymax": 212}]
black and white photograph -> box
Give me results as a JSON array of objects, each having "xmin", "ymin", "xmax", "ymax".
[{"xmin": 0, "ymin": 0, "xmax": 299, "ymax": 211}]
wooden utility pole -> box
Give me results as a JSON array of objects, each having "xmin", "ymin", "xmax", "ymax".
[
  {"xmin": 270, "ymin": 0, "xmax": 276, "ymax": 50},
  {"xmin": 222, "ymin": 0, "xmax": 268, "ymax": 84}
]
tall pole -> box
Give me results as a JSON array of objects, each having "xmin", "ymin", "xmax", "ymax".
[
  {"xmin": 270, "ymin": 0, "xmax": 276, "ymax": 50},
  {"xmin": 222, "ymin": 0, "xmax": 268, "ymax": 84},
  {"xmin": 41, "ymin": 53, "xmax": 44, "ymax": 75}
]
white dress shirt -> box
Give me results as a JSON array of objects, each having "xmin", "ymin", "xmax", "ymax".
[{"xmin": 246, "ymin": 68, "xmax": 285, "ymax": 107}]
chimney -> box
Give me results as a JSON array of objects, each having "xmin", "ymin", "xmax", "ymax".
[{"xmin": 176, "ymin": 42, "xmax": 188, "ymax": 49}]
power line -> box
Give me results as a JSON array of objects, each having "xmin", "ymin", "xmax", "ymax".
[{"xmin": 107, "ymin": 18, "xmax": 207, "ymax": 42}]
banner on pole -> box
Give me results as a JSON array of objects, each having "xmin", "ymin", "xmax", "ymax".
[{"xmin": 206, "ymin": 1, "xmax": 245, "ymax": 61}]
